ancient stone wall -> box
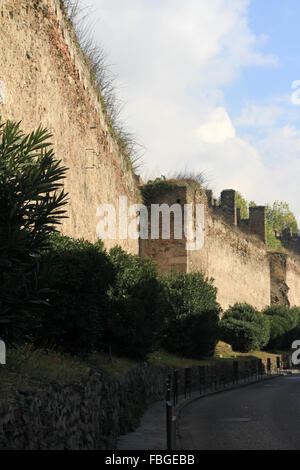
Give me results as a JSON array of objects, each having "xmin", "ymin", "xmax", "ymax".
[
  {"xmin": 140, "ymin": 185, "xmax": 188, "ymax": 274},
  {"xmin": 0, "ymin": 0, "xmax": 140, "ymax": 254},
  {"xmin": 188, "ymin": 205, "xmax": 271, "ymax": 311},
  {"xmin": 141, "ymin": 184, "xmax": 271, "ymax": 310},
  {"xmin": 1, "ymin": 0, "xmax": 300, "ymax": 309},
  {"xmin": 277, "ymin": 228, "xmax": 300, "ymax": 255}
]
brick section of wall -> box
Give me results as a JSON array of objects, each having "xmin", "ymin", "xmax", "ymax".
[
  {"xmin": 269, "ymin": 253, "xmax": 290, "ymax": 307},
  {"xmin": 0, "ymin": 0, "xmax": 140, "ymax": 253},
  {"xmin": 286, "ymin": 255, "xmax": 300, "ymax": 307}
]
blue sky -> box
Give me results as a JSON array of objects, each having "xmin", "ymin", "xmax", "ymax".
[
  {"xmin": 79, "ymin": 0, "xmax": 300, "ymax": 224},
  {"xmin": 227, "ymin": 0, "xmax": 300, "ymax": 118}
]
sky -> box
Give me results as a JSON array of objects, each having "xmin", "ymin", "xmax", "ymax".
[{"xmin": 79, "ymin": 0, "xmax": 300, "ymax": 224}]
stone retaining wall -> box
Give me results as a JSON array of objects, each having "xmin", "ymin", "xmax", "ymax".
[{"xmin": 0, "ymin": 357, "xmax": 274, "ymax": 450}]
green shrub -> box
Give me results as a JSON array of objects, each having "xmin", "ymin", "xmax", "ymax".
[
  {"xmin": 280, "ymin": 326, "xmax": 300, "ymax": 349},
  {"xmin": 220, "ymin": 303, "xmax": 270, "ymax": 351},
  {"xmin": 220, "ymin": 318, "xmax": 262, "ymax": 352},
  {"xmin": 106, "ymin": 246, "xmax": 164, "ymax": 360},
  {"xmin": 0, "ymin": 121, "xmax": 68, "ymax": 344},
  {"xmin": 291, "ymin": 306, "xmax": 300, "ymax": 325},
  {"xmin": 263, "ymin": 305, "xmax": 300, "ymax": 350},
  {"xmin": 0, "ymin": 256, "xmax": 51, "ymax": 345},
  {"xmin": 35, "ymin": 234, "xmax": 114, "ymax": 355},
  {"xmin": 161, "ymin": 272, "xmax": 221, "ymax": 358}
]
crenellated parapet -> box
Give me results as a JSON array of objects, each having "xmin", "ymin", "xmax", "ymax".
[
  {"xmin": 275, "ymin": 228, "xmax": 300, "ymax": 254},
  {"xmin": 207, "ymin": 189, "xmax": 267, "ymax": 244}
]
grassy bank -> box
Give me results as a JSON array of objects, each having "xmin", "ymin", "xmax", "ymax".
[
  {"xmin": 149, "ymin": 342, "xmax": 282, "ymax": 368},
  {"xmin": 0, "ymin": 341, "xmax": 285, "ymax": 402}
]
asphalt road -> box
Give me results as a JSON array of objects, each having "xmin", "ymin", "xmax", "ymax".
[{"xmin": 178, "ymin": 374, "xmax": 300, "ymax": 450}]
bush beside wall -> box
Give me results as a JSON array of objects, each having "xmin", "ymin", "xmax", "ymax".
[
  {"xmin": 220, "ymin": 303, "xmax": 270, "ymax": 352},
  {"xmin": 161, "ymin": 272, "xmax": 221, "ymax": 358}
]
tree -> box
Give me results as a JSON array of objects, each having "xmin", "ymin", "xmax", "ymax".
[
  {"xmin": 106, "ymin": 246, "xmax": 164, "ymax": 360},
  {"xmin": 36, "ymin": 234, "xmax": 114, "ymax": 355},
  {"xmin": 0, "ymin": 121, "xmax": 68, "ymax": 343},
  {"xmin": 266, "ymin": 201, "xmax": 298, "ymax": 234},
  {"xmin": 249, "ymin": 199, "xmax": 298, "ymax": 248},
  {"xmin": 161, "ymin": 272, "xmax": 221, "ymax": 358},
  {"xmin": 236, "ymin": 192, "xmax": 249, "ymax": 219},
  {"xmin": 220, "ymin": 303, "xmax": 270, "ymax": 352}
]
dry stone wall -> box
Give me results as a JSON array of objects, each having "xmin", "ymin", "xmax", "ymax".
[
  {"xmin": 0, "ymin": 364, "xmax": 168, "ymax": 450},
  {"xmin": 0, "ymin": 359, "xmax": 264, "ymax": 450}
]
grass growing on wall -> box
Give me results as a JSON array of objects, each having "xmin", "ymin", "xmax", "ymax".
[
  {"xmin": 141, "ymin": 173, "xmax": 207, "ymax": 206},
  {"xmin": 62, "ymin": 0, "xmax": 143, "ymax": 173}
]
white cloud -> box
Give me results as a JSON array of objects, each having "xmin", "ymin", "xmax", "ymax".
[
  {"xmin": 79, "ymin": 0, "xmax": 300, "ymax": 224},
  {"xmin": 197, "ymin": 107, "xmax": 236, "ymax": 143}
]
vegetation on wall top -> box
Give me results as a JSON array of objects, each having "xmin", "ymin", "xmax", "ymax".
[
  {"xmin": 62, "ymin": 0, "xmax": 143, "ymax": 173},
  {"xmin": 236, "ymin": 192, "xmax": 249, "ymax": 219},
  {"xmin": 141, "ymin": 171, "xmax": 208, "ymax": 206},
  {"xmin": 235, "ymin": 193, "xmax": 298, "ymax": 250}
]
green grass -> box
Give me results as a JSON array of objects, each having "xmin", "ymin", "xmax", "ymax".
[
  {"xmin": 85, "ymin": 352, "xmax": 137, "ymax": 375},
  {"xmin": 0, "ymin": 342, "xmax": 284, "ymax": 402},
  {"xmin": 149, "ymin": 342, "xmax": 283, "ymax": 368},
  {"xmin": 0, "ymin": 345, "xmax": 90, "ymax": 401},
  {"xmin": 0, "ymin": 345, "xmax": 139, "ymax": 401}
]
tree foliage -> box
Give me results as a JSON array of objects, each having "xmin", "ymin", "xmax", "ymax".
[
  {"xmin": 220, "ymin": 303, "xmax": 270, "ymax": 352},
  {"xmin": 266, "ymin": 201, "xmax": 298, "ymax": 234},
  {"xmin": 106, "ymin": 246, "xmax": 164, "ymax": 360},
  {"xmin": 0, "ymin": 121, "xmax": 68, "ymax": 254},
  {"xmin": 36, "ymin": 234, "xmax": 113, "ymax": 354},
  {"xmin": 0, "ymin": 121, "xmax": 68, "ymax": 344},
  {"xmin": 236, "ymin": 192, "xmax": 248, "ymax": 219},
  {"xmin": 161, "ymin": 272, "xmax": 221, "ymax": 358},
  {"xmin": 263, "ymin": 305, "xmax": 300, "ymax": 350}
]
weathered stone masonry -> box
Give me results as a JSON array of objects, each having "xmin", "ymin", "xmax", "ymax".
[
  {"xmin": 0, "ymin": 360, "xmax": 262, "ymax": 450},
  {"xmin": 141, "ymin": 185, "xmax": 300, "ymax": 309}
]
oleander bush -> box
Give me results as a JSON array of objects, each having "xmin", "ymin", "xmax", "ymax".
[{"xmin": 0, "ymin": 121, "xmax": 68, "ymax": 345}]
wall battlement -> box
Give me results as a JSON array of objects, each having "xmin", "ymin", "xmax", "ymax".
[
  {"xmin": 206, "ymin": 189, "xmax": 267, "ymax": 243},
  {"xmin": 275, "ymin": 228, "xmax": 300, "ymax": 255},
  {"xmin": 140, "ymin": 183, "xmax": 300, "ymax": 309}
]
